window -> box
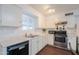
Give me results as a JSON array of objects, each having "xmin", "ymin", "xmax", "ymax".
[{"xmin": 22, "ymin": 14, "xmax": 38, "ymax": 30}]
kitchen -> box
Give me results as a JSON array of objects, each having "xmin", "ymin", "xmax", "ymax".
[{"xmin": 0, "ymin": 4, "xmax": 79, "ymax": 55}]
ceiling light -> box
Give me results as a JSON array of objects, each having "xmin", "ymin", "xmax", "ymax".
[
  {"xmin": 48, "ymin": 9, "xmax": 55, "ymax": 13},
  {"xmin": 43, "ymin": 5, "xmax": 50, "ymax": 10}
]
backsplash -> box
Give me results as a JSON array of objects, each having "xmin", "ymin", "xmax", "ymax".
[
  {"xmin": 0, "ymin": 26, "xmax": 48, "ymax": 39},
  {"xmin": 0, "ymin": 26, "xmax": 18, "ymax": 36}
]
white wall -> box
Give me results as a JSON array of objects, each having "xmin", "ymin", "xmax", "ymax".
[
  {"xmin": 46, "ymin": 16, "xmax": 60, "ymax": 28},
  {"xmin": 0, "ymin": 5, "xmax": 47, "ymax": 39},
  {"xmin": 18, "ymin": 5, "xmax": 46, "ymax": 28}
]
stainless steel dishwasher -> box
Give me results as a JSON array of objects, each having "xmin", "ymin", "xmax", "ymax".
[{"xmin": 7, "ymin": 40, "xmax": 29, "ymax": 55}]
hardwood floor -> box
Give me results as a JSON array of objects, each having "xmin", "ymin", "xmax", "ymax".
[{"xmin": 37, "ymin": 45, "xmax": 73, "ymax": 55}]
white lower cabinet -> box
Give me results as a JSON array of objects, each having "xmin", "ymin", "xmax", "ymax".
[
  {"xmin": 29, "ymin": 38, "xmax": 32, "ymax": 55},
  {"xmin": 47, "ymin": 34, "xmax": 54, "ymax": 45},
  {"xmin": 30, "ymin": 37, "xmax": 38, "ymax": 55},
  {"xmin": 29, "ymin": 36, "xmax": 47, "ymax": 55},
  {"xmin": 42, "ymin": 35, "xmax": 47, "ymax": 48},
  {"xmin": 38, "ymin": 37, "xmax": 42, "ymax": 52}
]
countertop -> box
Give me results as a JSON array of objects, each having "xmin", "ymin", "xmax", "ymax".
[
  {"xmin": 0, "ymin": 34, "xmax": 27, "ymax": 47},
  {"xmin": 0, "ymin": 28, "xmax": 46, "ymax": 48},
  {"xmin": 0, "ymin": 30, "xmax": 38, "ymax": 48},
  {"xmin": 0, "ymin": 34, "xmax": 42, "ymax": 48}
]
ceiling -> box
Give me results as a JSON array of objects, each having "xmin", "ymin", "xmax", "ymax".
[{"xmin": 29, "ymin": 4, "xmax": 79, "ymax": 16}]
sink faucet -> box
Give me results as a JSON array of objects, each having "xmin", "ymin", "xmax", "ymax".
[{"xmin": 25, "ymin": 33, "xmax": 27, "ymax": 37}]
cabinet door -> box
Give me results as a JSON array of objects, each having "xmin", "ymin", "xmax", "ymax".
[
  {"xmin": 31, "ymin": 37, "xmax": 38, "ymax": 55},
  {"xmin": 47, "ymin": 34, "xmax": 54, "ymax": 45},
  {"xmin": 37, "ymin": 35, "xmax": 47, "ymax": 52},
  {"xmin": 29, "ymin": 36, "xmax": 47, "ymax": 55},
  {"xmin": 38, "ymin": 36, "xmax": 43, "ymax": 51},
  {"xmin": 1, "ymin": 5, "xmax": 22, "ymax": 26},
  {"xmin": 29, "ymin": 38, "xmax": 32, "ymax": 55},
  {"xmin": 66, "ymin": 16, "xmax": 76, "ymax": 28},
  {"xmin": 42, "ymin": 35, "xmax": 46, "ymax": 48}
]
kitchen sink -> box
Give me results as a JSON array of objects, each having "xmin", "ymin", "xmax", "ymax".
[{"xmin": 25, "ymin": 33, "xmax": 38, "ymax": 38}]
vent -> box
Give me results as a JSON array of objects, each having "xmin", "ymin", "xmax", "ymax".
[{"xmin": 65, "ymin": 12, "xmax": 73, "ymax": 16}]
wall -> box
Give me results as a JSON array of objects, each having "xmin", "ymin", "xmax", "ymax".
[
  {"xmin": 45, "ymin": 9, "xmax": 79, "ymax": 28},
  {"xmin": 46, "ymin": 16, "xmax": 60, "ymax": 28},
  {"xmin": 0, "ymin": 26, "xmax": 18, "ymax": 36},
  {"xmin": 18, "ymin": 5, "xmax": 46, "ymax": 29},
  {"xmin": 0, "ymin": 5, "xmax": 46, "ymax": 39}
]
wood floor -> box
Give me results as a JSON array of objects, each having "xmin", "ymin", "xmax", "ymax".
[{"xmin": 37, "ymin": 45, "xmax": 73, "ymax": 55}]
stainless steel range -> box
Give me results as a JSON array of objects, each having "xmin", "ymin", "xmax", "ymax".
[
  {"xmin": 54, "ymin": 31, "xmax": 67, "ymax": 49},
  {"xmin": 48, "ymin": 30, "xmax": 68, "ymax": 49}
]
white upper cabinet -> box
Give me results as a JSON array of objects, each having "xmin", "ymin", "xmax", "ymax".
[
  {"xmin": 0, "ymin": 5, "xmax": 22, "ymax": 26},
  {"xmin": 66, "ymin": 16, "xmax": 76, "ymax": 28}
]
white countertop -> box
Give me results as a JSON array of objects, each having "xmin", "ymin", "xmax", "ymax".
[
  {"xmin": 0, "ymin": 34, "xmax": 29, "ymax": 47},
  {"xmin": 0, "ymin": 29, "xmax": 28, "ymax": 47},
  {"xmin": 0, "ymin": 33, "xmax": 41, "ymax": 48},
  {"xmin": 0, "ymin": 28, "xmax": 44, "ymax": 48}
]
